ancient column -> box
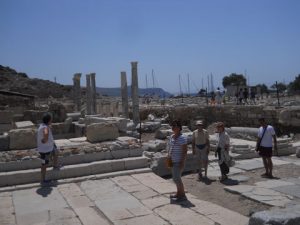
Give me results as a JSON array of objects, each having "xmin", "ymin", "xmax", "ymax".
[
  {"xmin": 90, "ymin": 73, "xmax": 97, "ymax": 114},
  {"xmin": 121, "ymin": 71, "xmax": 129, "ymax": 118},
  {"xmin": 131, "ymin": 62, "xmax": 139, "ymax": 125},
  {"xmin": 73, "ymin": 73, "xmax": 81, "ymax": 112},
  {"xmin": 86, "ymin": 74, "xmax": 92, "ymax": 115}
]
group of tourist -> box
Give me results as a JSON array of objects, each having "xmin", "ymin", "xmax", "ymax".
[
  {"xmin": 36, "ymin": 112, "xmax": 278, "ymax": 202},
  {"xmin": 167, "ymin": 117, "xmax": 278, "ymax": 202}
]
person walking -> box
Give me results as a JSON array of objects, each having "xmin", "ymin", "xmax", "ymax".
[
  {"xmin": 192, "ymin": 120, "xmax": 210, "ymax": 180},
  {"xmin": 37, "ymin": 113, "xmax": 60, "ymax": 185},
  {"xmin": 256, "ymin": 118, "xmax": 278, "ymax": 178},
  {"xmin": 215, "ymin": 122, "xmax": 231, "ymax": 181},
  {"xmin": 215, "ymin": 87, "xmax": 222, "ymax": 105},
  {"xmin": 169, "ymin": 120, "xmax": 188, "ymax": 201}
]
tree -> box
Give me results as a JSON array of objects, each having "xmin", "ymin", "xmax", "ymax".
[
  {"xmin": 288, "ymin": 74, "xmax": 300, "ymax": 93},
  {"xmin": 256, "ymin": 84, "xmax": 269, "ymax": 94},
  {"xmin": 270, "ymin": 82, "xmax": 287, "ymax": 93},
  {"xmin": 222, "ymin": 73, "xmax": 247, "ymax": 88}
]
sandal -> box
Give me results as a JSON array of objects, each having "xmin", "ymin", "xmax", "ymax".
[
  {"xmin": 261, "ymin": 173, "xmax": 268, "ymax": 178},
  {"xmin": 170, "ymin": 194, "xmax": 178, "ymax": 199}
]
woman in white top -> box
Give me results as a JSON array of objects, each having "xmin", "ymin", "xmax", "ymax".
[
  {"xmin": 215, "ymin": 122, "xmax": 231, "ymax": 181},
  {"xmin": 37, "ymin": 113, "xmax": 59, "ymax": 184}
]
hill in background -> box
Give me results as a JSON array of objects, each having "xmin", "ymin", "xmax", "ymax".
[
  {"xmin": 0, "ymin": 65, "xmax": 172, "ymax": 98},
  {"xmin": 97, "ymin": 87, "xmax": 172, "ymax": 98}
]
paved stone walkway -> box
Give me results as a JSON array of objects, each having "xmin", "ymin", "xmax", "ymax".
[{"xmin": 0, "ymin": 172, "xmax": 249, "ymax": 225}]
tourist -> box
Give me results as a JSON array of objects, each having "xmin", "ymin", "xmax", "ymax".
[
  {"xmin": 256, "ymin": 118, "xmax": 278, "ymax": 178},
  {"xmin": 37, "ymin": 113, "xmax": 60, "ymax": 185},
  {"xmin": 243, "ymin": 88, "xmax": 249, "ymax": 104},
  {"xmin": 250, "ymin": 89, "xmax": 256, "ymax": 105},
  {"xmin": 169, "ymin": 120, "xmax": 188, "ymax": 201},
  {"xmin": 215, "ymin": 122, "xmax": 231, "ymax": 181},
  {"xmin": 215, "ymin": 87, "xmax": 222, "ymax": 105},
  {"xmin": 192, "ymin": 120, "xmax": 210, "ymax": 180}
]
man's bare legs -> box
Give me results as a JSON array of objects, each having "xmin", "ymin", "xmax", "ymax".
[
  {"xmin": 41, "ymin": 164, "xmax": 47, "ymax": 182},
  {"xmin": 262, "ymin": 157, "xmax": 273, "ymax": 177}
]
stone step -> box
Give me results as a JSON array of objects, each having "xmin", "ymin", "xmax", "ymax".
[
  {"xmin": 0, "ymin": 156, "xmax": 150, "ymax": 187},
  {"xmin": 0, "ymin": 147, "xmax": 144, "ymax": 172}
]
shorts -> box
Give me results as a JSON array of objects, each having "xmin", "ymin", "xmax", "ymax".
[
  {"xmin": 259, "ymin": 146, "xmax": 273, "ymax": 158},
  {"xmin": 196, "ymin": 147, "xmax": 208, "ymax": 161},
  {"xmin": 39, "ymin": 150, "xmax": 56, "ymax": 165},
  {"xmin": 172, "ymin": 162, "xmax": 184, "ymax": 184}
]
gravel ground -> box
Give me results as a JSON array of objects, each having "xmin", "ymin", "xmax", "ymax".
[{"xmin": 181, "ymin": 162, "xmax": 300, "ymax": 216}]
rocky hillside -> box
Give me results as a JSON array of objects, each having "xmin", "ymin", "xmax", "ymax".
[{"xmin": 0, "ymin": 65, "xmax": 73, "ymax": 98}]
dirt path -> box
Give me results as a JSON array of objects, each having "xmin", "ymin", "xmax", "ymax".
[{"xmin": 181, "ymin": 163, "xmax": 300, "ymax": 216}]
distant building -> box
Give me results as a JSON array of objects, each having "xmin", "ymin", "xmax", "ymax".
[
  {"xmin": 0, "ymin": 90, "xmax": 35, "ymax": 108},
  {"xmin": 225, "ymin": 85, "xmax": 261, "ymax": 97}
]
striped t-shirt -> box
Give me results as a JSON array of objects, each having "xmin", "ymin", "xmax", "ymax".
[{"xmin": 169, "ymin": 134, "xmax": 187, "ymax": 163}]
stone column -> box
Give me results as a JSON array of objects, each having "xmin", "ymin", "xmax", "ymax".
[
  {"xmin": 121, "ymin": 71, "xmax": 129, "ymax": 118},
  {"xmin": 73, "ymin": 73, "xmax": 81, "ymax": 112},
  {"xmin": 90, "ymin": 73, "xmax": 97, "ymax": 114},
  {"xmin": 131, "ymin": 62, "xmax": 139, "ymax": 125},
  {"xmin": 86, "ymin": 74, "xmax": 92, "ymax": 115}
]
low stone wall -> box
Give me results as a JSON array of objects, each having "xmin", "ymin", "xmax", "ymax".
[{"xmin": 140, "ymin": 105, "xmax": 300, "ymax": 134}]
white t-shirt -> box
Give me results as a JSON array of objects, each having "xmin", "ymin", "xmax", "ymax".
[
  {"xmin": 37, "ymin": 123, "xmax": 54, "ymax": 153},
  {"xmin": 258, "ymin": 125, "xmax": 275, "ymax": 147}
]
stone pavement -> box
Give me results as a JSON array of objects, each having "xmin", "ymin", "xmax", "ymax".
[
  {"xmin": 223, "ymin": 157, "xmax": 300, "ymax": 208},
  {"xmin": 0, "ymin": 171, "xmax": 249, "ymax": 225}
]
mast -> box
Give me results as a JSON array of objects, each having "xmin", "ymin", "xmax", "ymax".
[
  {"xmin": 151, "ymin": 69, "xmax": 155, "ymax": 96},
  {"xmin": 145, "ymin": 74, "xmax": 148, "ymax": 89},
  {"xmin": 179, "ymin": 74, "xmax": 183, "ymax": 103},
  {"xmin": 210, "ymin": 73, "xmax": 214, "ymax": 92},
  {"xmin": 187, "ymin": 73, "xmax": 190, "ymax": 96}
]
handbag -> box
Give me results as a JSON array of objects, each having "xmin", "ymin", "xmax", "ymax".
[
  {"xmin": 165, "ymin": 156, "xmax": 173, "ymax": 168},
  {"xmin": 256, "ymin": 126, "xmax": 267, "ymax": 152}
]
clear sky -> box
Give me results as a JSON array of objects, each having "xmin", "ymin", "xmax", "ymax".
[{"xmin": 1, "ymin": 0, "xmax": 300, "ymax": 94}]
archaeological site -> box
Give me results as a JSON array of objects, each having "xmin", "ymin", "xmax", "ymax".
[{"xmin": 0, "ymin": 64, "xmax": 300, "ymax": 225}]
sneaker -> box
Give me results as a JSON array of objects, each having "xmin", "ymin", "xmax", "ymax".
[
  {"xmin": 53, "ymin": 164, "xmax": 64, "ymax": 171},
  {"xmin": 40, "ymin": 180, "xmax": 53, "ymax": 186},
  {"xmin": 175, "ymin": 195, "xmax": 187, "ymax": 202},
  {"xmin": 169, "ymin": 194, "xmax": 178, "ymax": 199}
]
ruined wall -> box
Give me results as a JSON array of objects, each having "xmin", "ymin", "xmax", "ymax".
[{"xmin": 140, "ymin": 105, "xmax": 300, "ymax": 135}]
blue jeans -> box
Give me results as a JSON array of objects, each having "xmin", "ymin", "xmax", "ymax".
[{"xmin": 172, "ymin": 162, "xmax": 184, "ymax": 184}]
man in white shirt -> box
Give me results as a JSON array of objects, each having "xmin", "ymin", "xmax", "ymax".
[
  {"xmin": 256, "ymin": 118, "xmax": 278, "ymax": 178},
  {"xmin": 192, "ymin": 120, "xmax": 210, "ymax": 180}
]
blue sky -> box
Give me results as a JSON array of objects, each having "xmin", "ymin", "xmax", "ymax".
[{"xmin": 1, "ymin": 0, "xmax": 300, "ymax": 94}]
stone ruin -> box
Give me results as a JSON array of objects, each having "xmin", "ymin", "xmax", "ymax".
[{"xmin": 1, "ymin": 62, "xmax": 300, "ymax": 224}]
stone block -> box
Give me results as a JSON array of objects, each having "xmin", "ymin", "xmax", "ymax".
[
  {"xmin": 111, "ymin": 159, "xmax": 125, "ymax": 172},
  {"xmin": 111, "ymin": 149, "xmax": 130, "ymax": 159},
  {"xmin": 0, "ymin": 111, "xmax": 13, "ymax": 123},
  {"xmin": 86, "ymin": 123, "xmax": 119, "ymax": 143},
  {"xmin": 66, "ymin": 112, "xmax": 81, "ymax": 121},
  {"xmin": 74, "ymin": 122, "xmax": 86, "ymax": 137},
  {"xmin": 23, "ymin": 110, "xmax": 46, "ymax": 124},
  {"xmin": 249, "ymin": 205, "xmax": 300, "ymax": 225},
  {"xmin": 0, "ymin": 124, "xmax": 12, "ymax": 134},
  {"xmin": 124, "ymin": 157, "xmax": 149, "ymax": 170},
  {"xmin": 9, "ymin": 128, "xmax": 37, "ymax": 150},
  {"xmin": 90, "ymin": 161, "xmax": 112, "ymax": 174},
  {"xmin": 296, "ymin": 147, "xmax": 300, "ymax": 158},
  {"xmin": 15, "ymin": 121, "xmax": 35, "ymax": 129},
  {"xmin": 0, "ymin": 134, "xmax": 9, "ymax": 151}
]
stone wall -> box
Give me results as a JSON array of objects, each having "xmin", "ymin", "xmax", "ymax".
[{"xmin": 140, "ymin": 105, "xmax": 300, "ymax": 135}]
